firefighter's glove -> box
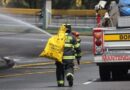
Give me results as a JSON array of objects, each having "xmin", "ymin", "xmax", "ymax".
[{"xmin": 76, "ymin": 56, "xmax": 81, "ymax": 65}]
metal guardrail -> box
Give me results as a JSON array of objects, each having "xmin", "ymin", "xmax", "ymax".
[
  {"xmin": 0, "ymin": 8, "xmax": 106, "ymax": 16},
  {"xmin": 50, "ymin": 16, "xmax": 97, "ymax": 28},
  {"xmin": 0, "ymin": 8, "xmax": 106, "ymax": 29},
  {"xmin": 0, "ymin": 13, "xmax": 98, "ymax": 30}
]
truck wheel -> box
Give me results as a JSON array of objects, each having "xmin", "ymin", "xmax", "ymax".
[
  {"xmin": 99, "ymin": 66, "xmax": 111, "ymax": 81},
  {"xmin": 112, "ymin": 68, "xmax": 128, "ymax": 80},
  {"xmin": 112, "ymin": 69, "xmax": 121, "ymax": 80}
]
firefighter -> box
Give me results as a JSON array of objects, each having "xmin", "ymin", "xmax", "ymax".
[
  {"xmin": 55, "ymin": 24, "xmax": 81, "ymax": 87},
  {"xmin": 101, "ymin": 12, "xmax": 111, "ymax": 27},
  {"xmin": 95, "ymin": 0, "xmax": 119, "ymax": 27},
  {"xmin": 72, "ymin": 31, "xmax": 81, "ymax": 43},
  {"xmin": 95, "ymin": 0, "xmax": 119, "ymax": 11},
  {"xmin": 72, "ymin": 31, "xmax": 82, "ymax": 65}
]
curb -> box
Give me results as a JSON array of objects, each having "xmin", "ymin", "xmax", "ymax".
[
  {"xmin": 13, "ymin": 62, "xmax": 54, "ymax": 68},
  {"xmin": 13, "ymin": 61, "xmax": 93, "ymax": 69}
]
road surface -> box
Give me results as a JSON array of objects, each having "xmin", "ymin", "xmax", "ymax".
[{"xmin": 1, "ymin": 36, "xmax": 130, "ymax": 90}]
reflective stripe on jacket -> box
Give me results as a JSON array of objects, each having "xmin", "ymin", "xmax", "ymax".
[
  {"xmin": 63, "ymin": 33, "xmax": 81, "ymax": 60},
  {"xmin": 77, "ymin": 38, "xmax": 81, "ymax": 43},
  {"xmin": 76, "ymin": 38, "xmax": 82, "ymax": 57}
]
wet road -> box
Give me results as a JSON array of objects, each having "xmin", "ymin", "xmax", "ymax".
[
  {"xmin": 0, "ymin": 61, "xmax": 98, "ymax": 90},
  {"xmin": 1, "ymin": 61, "xmax": 130, "ymax": 90},
  {"xmin": 1, "ymin": 36, "xmax": 130, "ymax": 90}
]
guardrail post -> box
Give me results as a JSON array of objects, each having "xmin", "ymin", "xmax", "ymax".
[{"xmin": 42, "ymin": 0, "xmax": 52, "ymax": 30}]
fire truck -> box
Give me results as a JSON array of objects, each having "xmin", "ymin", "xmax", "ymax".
[{"xmin": 93, "ymin": 3, "xmax": 130, "ymax": 81}]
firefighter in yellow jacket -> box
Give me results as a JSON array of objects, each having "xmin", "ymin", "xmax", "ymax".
[{"xmin": 55, "ymin": 24, "xmax": 81, "ymax": 87}]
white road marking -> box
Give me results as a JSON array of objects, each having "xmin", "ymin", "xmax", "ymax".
[
  {"xmin": 83, "ymin": 79, "xmax": 97, "ymax": 85},
  {"xmin": 83, "ymin": 81, "xmax": 93, "ymax": 85}
]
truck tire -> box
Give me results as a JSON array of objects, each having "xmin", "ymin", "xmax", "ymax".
[
  {"xmin": 99, "ymin": 66, "xmax": 111, "ymax": 81},
  {"xmin": 112, "ymin": 67, "xmax": 128, "ymax": 80}
]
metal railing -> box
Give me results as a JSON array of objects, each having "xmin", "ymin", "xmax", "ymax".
[{"xmin": 50, "ymin": 16, "xmax": 97, "ymax": 28}]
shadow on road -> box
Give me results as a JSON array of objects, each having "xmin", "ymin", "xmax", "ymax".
[{"xmin": 95, "ymin": 74, "xmax": 130, "ymax": 82}]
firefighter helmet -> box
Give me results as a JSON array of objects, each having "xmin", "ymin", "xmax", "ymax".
[
  {"xmin": 64, "ymin": 24, "xmax": 71, "ymax": 33},
  {"xmin": 72, "ymin": 31, "xmax": 79, "ymax": 37},
  {"xmin": 75, "ymin": 32, "xmax": 79, "ymax": 36}
]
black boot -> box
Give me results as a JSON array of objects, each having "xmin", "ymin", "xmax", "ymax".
[
  {"xmin": 66, "ymin": 74, "xmax": 73, "ymax": 87},
  {"xmin": 58, "ymin": 84, "xmax": 64, "ymax": 87},
  {"xmin": 57, "ymin": 80, "xmax": 64, "ymax": 87}
]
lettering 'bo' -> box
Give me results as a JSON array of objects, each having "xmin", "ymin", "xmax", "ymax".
[{"xmin": 120, "ymin": 34, "xmax": 130, "ymax": 40}]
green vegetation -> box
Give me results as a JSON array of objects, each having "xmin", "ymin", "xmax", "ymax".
[
  {"xmin": 0, "ymin": 0, "xmax": 99, "ymax": 9},
  {"xmin": 52, "ymin": 0, "xmax": 99, "ymax": 9}
]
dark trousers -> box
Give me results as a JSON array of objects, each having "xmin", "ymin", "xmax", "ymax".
[{"xmin": 55, "ymin": 60, "xmax": 74, "ymax": 83}]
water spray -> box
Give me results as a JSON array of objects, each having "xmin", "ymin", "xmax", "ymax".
[{"xmin": 0, "ymin": 14, "xmax": 52, "ymax": 36}]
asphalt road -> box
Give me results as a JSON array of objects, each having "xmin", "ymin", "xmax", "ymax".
[
  {"xmin": 1, "ymin": 13, "xmax": 130, "ymax": 90},
  {"xmin": 1, "ymin": 35, "xmax": 130, "ymax": 90},
  {"xmin": 0, "ymin": 63, "xmax": 98, "ymax": 90},
  {"xmin": 1, "ymin": 61, "xmax": 130, "ymax": 90},
  {"xmin": 0, "ymin": 35, "xmax": 95, "ymax": 90}
]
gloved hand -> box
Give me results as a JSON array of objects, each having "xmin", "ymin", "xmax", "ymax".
[
  {"xmin": 76, "ymin": 56, "xmax": 81, "ymax": 65},
  {"xmin": 77, "ymin": 59, "xmax": 80, "ymax": 65}
]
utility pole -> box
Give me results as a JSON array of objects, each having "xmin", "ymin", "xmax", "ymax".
[{"xmin": 42, "ymin": 0, "xmax": 52, "ymax": 30}]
